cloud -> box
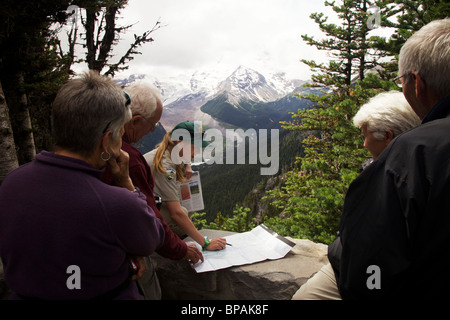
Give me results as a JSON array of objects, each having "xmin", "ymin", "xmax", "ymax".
[{"xmin": 109, "ymin": 0, "xmax": 331, "ymax": 80}]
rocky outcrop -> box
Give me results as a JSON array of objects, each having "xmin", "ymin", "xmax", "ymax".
[
  {"xmin": 0, "ymin": 229, "xmax": 328, "ymax": 300},
  {"xmin": 0, "ymin": 259, "xmax": 11, "ymax": 299},
  {"xmin": 152, "ymin": 229, "xmax": 328, "ymax": 300}
]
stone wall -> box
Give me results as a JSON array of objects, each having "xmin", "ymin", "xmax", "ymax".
[
  {"xmin": 152, "ymin": 229, "xmax": 328, "ymax": 300},
  {"xmin": 0, "ymin": 258, "xmax": 11, "ymax": 299},
  {"xmin": 0, "ymin": 229, "xmax": 328, "ymax": 300}
]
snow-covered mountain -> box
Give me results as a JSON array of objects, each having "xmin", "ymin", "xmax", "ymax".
[
  {"xmin": 215, "ymin": 66, "xmax": 303, "ymax": 105},
  {"xmin": 117, "ymin": 66, "xmax": 307, "ymax": 130}
]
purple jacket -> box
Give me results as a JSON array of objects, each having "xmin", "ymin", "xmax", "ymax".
[{"xmin": 0, "ymin": 151, "xmax": 165, "ymax": 300}]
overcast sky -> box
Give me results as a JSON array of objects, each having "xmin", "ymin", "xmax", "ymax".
[{"xmin": 98, "ymin": 0, "xmax": 337, "ymax": 81}]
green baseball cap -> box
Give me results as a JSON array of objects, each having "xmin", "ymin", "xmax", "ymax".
[{"xmin": 171, "ymin": 121, "xmax": 210, "ymax": 148}]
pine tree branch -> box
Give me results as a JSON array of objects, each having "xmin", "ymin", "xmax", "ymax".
[{"xmin": 104, "ymin": 19, "xmax": 164, "ymax": 77}]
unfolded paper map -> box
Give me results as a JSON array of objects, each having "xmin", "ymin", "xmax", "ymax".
[{"xmin": 191, "ymin": 224, "xmax": 295, "ymax": 273}]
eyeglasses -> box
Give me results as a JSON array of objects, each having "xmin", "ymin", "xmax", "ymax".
[
  {"xmin": 124, "ymin": 91, "xmax": 131, "ymax": 107},
  {"xmin": 393, "ymin": 73, "xmax": 411, "ymax": 87},
  {"xmin": 102, "ymin": 91, "xmax": 132, "ymax": 134},
  {"xmin": 142, "ymin": 117, "xmax": 160, "ymax": 130}
]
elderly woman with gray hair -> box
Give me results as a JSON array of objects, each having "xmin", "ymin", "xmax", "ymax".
[
  {"xmin": 292, "ymin": 90, "xmax": 420, "ymax": 300},
  {"xmin": 352, "ymin": 91, "xmax": 421, "ymax": 167},
  {"xmin": 0, "ymin": 71, "xmax": 164, "ymax": 300}
]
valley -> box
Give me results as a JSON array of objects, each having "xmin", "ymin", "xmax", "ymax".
[{"xmin": 117, "ymin": 66, "xmax": 316, "ymax": 221}]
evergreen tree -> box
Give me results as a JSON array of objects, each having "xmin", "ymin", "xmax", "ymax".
[
  {"xmin": 60, "ymin": 0, "xmax": 163, "ymax": 76},
  {"xmin": 370, "ymin": 0, "xmax": 450, "ymax": 79},
  {"xmin": 0, "ymin": 81, "xmax": 19, "ymax": 184},
  {"xmin": 0, "ymin": 0, "xmax": 71, "ymax": 175},
  {"xmin": 301, "ymin": 0, "xmax": 380, "ymax": 88},
  {"xmin": 263, "ymin": 0, "xmax": 448, "ymax": 243},
  {"xmin": 264, "ymin": 75, "xmax": 397, "ymax": 243},
  {"xmin": 263, "ymin": 0, "xmax": 399, "ymax": 243},
  {"xmin": 0, "ymin": 0, "xmax": 162, "ymax": 182}
]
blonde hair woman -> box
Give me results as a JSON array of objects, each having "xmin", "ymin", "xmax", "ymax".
[{"xmin": 144, "ymin": 121, "xmax": 227, "ymax": 252}]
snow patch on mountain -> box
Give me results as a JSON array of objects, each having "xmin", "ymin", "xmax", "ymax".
[
  {"xmin": 116, "ymin": 66, "xmax": 307, "ymax": 130},
  {"xmin": 118, "ymin": 66, "xmax": 304, "ymax": 105},
  {"xmin": 215, "ymin": 66, "xmax": 276, "ymax": 104}
]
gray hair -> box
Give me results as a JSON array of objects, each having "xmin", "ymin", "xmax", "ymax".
[
  {"xmin": 353, "ymin": 91, "xmax": 421, "ymax": 140},
  {"xmin": 125, "ymin": 82, "xmax": 162, "ymax": 119},
  {"xmin": 399, "ymin": 18, "xmax": 450, "ymax": 100},
  {"xmin": 52, "ymin": 70, "xmax": 132, "ymax": 157}
]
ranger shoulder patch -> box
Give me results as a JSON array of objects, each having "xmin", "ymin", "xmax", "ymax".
[{"xmin": 165, "ymin": 168, "xmax": 176, "ymax": 181}]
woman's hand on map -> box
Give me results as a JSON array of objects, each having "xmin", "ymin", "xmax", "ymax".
[{"xmin": 206, "ymin": 238, "xmax": 227, "ymax": 251}]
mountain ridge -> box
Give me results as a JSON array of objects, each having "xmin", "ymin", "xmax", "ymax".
[{"xmin": 117, "ymin": 66, "xmax": 309, "ymax": 131}]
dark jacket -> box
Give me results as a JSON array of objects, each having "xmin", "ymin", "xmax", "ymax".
[{"xmin": 331, "ymin": 95, "xmax": 450, "ymax": 299}]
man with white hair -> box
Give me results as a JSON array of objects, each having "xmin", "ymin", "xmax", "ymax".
[
  {"xmin": 102, "ymin": 83, "xmax": 203, "ymax": 299},
  {"xmin": 336, "ymin": 18, "xmax": 450, "ymax": 299}
]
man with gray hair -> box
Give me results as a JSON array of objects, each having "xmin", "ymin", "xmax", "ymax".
[
  {"xmin": 336, "ymin": 18, "xmax": 450, "ymax": 299},
  {"xmin": 102, "ymin": 82, "xmax": 203, "ymax": 299}
]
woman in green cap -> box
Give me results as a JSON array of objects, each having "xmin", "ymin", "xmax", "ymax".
[{"xmin": 144, "ymin": 121, "xmax": 227, "ymax": 252}]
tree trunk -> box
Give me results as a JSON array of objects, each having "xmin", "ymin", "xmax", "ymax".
[
  {"xmin": 8, "ymin": 72, "xmax": 36, "ymax": 165},
  {"xmin": 84, "ymin": 9, "xmax": 97, "ymax": 70},
  {"xmin": 0, "ymin": 80, "xmax": 19, "ymax": 184}
]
